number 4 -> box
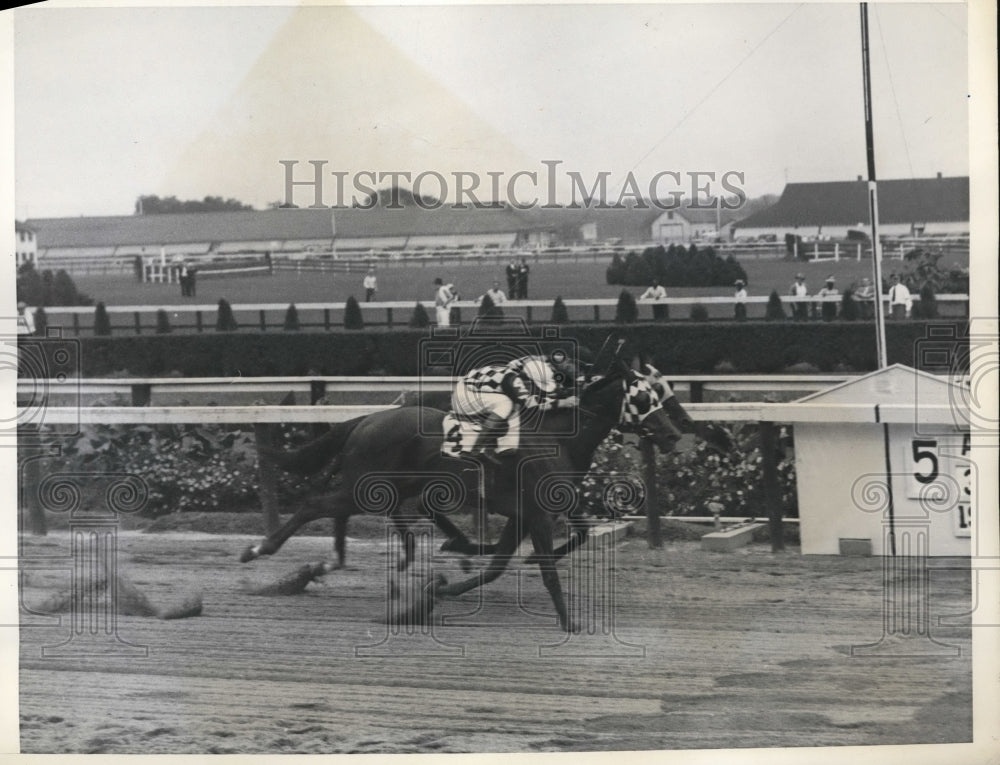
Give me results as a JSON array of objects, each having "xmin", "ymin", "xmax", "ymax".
[{"xmin": 912, "ymin": 439, "xmax": 939, "ymax": 484}]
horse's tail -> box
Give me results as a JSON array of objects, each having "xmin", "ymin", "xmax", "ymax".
[{"xmin": 265, "ymin": 416, "xmax": 367, "ymax": 475}]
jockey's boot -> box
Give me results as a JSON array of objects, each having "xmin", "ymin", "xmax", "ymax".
[{"xmin": 472, "ymin": 413, "xmax": 507, "ymax": 465}]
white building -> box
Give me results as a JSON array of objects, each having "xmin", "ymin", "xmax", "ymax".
[
  {"xmin": 15, "ymin": 220, "xmax": 37, "ymax": 267},
  {"xmin": 732, "ymin": 175, "xmax": 969, "ymax": 241}
]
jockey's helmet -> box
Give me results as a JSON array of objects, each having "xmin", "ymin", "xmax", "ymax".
[{"xmin": 521, "ymin": 358, "xmax": 557, "ymax": 394}]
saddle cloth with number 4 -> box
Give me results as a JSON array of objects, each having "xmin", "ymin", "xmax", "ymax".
[{"xmin": 441, "ymin": 412, "xmax": 521, "ymax": 458}]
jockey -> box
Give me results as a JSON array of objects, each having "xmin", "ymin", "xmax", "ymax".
[{"xmin": 451, "ymin": 354, "xmax": 577, "ymax": 459}]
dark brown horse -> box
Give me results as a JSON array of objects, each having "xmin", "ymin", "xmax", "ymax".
[{"xmin": 241, "ymin": 362, "xmax": 682, "ymax": 630}]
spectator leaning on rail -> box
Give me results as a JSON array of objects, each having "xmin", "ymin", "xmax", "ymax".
[
  {"xmin": 433, "ymin": 277, "xmax": 458, "ymax": 326},
  {"xmin": 855, "ymin": 277, "xmax": 876, "ymax": 319},
  {"xmin": 363, "ymin": 268, "xmax": 378, "ymax": 302},
  {"xmin": 640, "ymin": 280, "xmax": 668, "ymax": 320},
  {"xmin": 817, "ymin": 275, "xmax": 839, "ymax": 321},
  {"xmin": 481, "ymin": 280, "xmax": 507, "ymax": 305},
  {"xmin": 733, "ymin": 279, "xmax": 748, "ymax": 321},
  {"xmin": 789, "ymin": 273, "xmax": 809, "ymax": 320},
  {"xmin": 451, "ymin": 354, "xmax": 577, "ymax": 462},
  {"xmin": 887, "ymin": 273, "xmax": 912, "ymax": 319}
]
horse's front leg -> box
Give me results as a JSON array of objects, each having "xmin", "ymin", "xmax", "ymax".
[
  {"xmin": 525, "ymin": 512, "xmax": 590, "ymax": 566},
  {"xmin": 436, "ymin": 516, "xmax": 524, "ymax": 597},
  {"xmin": 526, "ymin": 510, "xmax": 578, "ymax": 633}
]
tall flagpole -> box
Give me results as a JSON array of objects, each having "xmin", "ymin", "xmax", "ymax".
[{"xmin": 860, "ymin": 3, "xmax": 888, "ymax": 368}]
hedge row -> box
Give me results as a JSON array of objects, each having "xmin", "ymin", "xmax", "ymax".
[{"xmin": 71, "ymin": 321, "xmax": 968, "ymax": 377}]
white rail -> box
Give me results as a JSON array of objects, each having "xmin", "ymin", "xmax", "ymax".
[{"xmin": 21, "ymin": 401, "xmax": 966, "ymax": 426}]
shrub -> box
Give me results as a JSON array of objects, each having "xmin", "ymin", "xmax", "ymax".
[
  {"xmin": 94, "ymin": 302, "xmax": 112, "ymax": 336},
  {"xmin": 16, "ymin": 262, "xmax": 93, "ymax": 307},
  {"xmin": 614, "ymin": 290, "xmax": 638, "ymax": 323},
  {"xmin": 840, "ymin": 290, "xmax": 859, "ymax": 321},
  {"xmin": 343, "ymin": 296, "xmax": 364, "ymax": 329},
  {"xmin": 32, "ymin": 307, "xmax": 47, "ymax": 336},
  {"xmin": 765, "ymin": 290, "xmax": 786, "ymax": 320},
  {"xmin": 689, "ymin": 303, "xmax": 709, "ymax": 322},
  {"xmin": 408, "ymin": 302, "xmax": 430, "ymax": 328},
  {"xmin": 216, "ymin": 299, "xmax": 238, "ymax": 332},
  {"xmin": 283, "ymin": 304, "xmax": 300, "ymax": 331},
  {"xmin": 914, "ymin": 284, "xmax": 938, "ymax": 319},
  {"xmin": 551, "ymin": 296, "xmax": 569, "ymax": 323},
  {"xmin": 622, "ymin": 252, "xmax": 654, "ymax": 285},
  {"xmin": 606, "ymin": 253, "xmax": 626, "ymax": 284},
  {"xmin": 155, "ymin": 309, "xmax": 172, "ymax": 334}
]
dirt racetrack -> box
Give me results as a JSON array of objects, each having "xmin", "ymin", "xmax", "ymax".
[{"xmin": 19, "ymin": 527, "xmax": 972, "ymax": 754}]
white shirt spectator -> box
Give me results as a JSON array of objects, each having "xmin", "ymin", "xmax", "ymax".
[
  {"xmin": 17, "ymin": 303, "xmax": 35, "ymax": 335},
  {"xmin": 435, "ymin": 282, "xmax": 457, "ymax": 326},
  {"xmin": 888, "ymin": 281, "xmax": 912, "ymax": 316},
  {"xmin": 363, "ymin": 274, "xmax": 377, "ymax": 291},
  {"xmin": 484, "ymin": 287, "xmax": 507, "ymax": 305},
  {"xmin": 640, "ymin": 285, "xmax": 667, "ymax": 300}
]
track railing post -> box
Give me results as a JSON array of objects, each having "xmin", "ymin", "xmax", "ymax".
[
  {"xmin": 759, "ymin": 421, "xmax": 784, "ymax": 552},
  {"xmin": 641, "ymin": 438, "xmax": 662, "ymax": 548}
]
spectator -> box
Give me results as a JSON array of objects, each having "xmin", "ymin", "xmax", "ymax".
[
  {"xmin": 789, "ymin": 273, "xmax": 809, "ymax": 320},
  {"xmin": 516, "ymin": 258, "xmax": 530, "ymax": 299},
  {"xmin": 434, "ymin": 277, "xmax": 457, "ymax": 326},
  {"xmin": 187, "ymin": 264, "xmax": 197, "ymax": 297},
  {"xmin": 855, "ymin": 277, "xmax": 875, "ymax": 319},
  {"xmin": 818, "ymin": 275, "xmax": 839, "ymax": 321},
  {"xmin": 506, "ymin": 259, "xmax": 519, "ymax": 298},
  {"xmin": 887, "ymin": 273, "xmax": 912, "ymax": 319},
  {"xmin": 733, "ymin": 279, "xmax": 748, "ymax": 321},
  {"xmin": 16, "ymin": 301, "xmax": 35, "ymax": 335},
  {"xmin": 363, "ymin": 268, "xmax": 378, "ymax": 302},
  {"xmin": 179, "ymin": 263, "xmax": 190, "ymax": 297},
  {"xmin": 482, "ymin": 280, "xmax": 507, "ymax": 305},
  {"xmin": 639, "ymin": 280, "xmax": 668, "ymax": 320}
]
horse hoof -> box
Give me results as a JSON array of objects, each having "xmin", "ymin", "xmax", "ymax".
[
  {"xmin": 562, "ymin": 619, "xmax": 581, "ymax": 634},
  {"xmin": 458, "ymin": 558, "xmax": 472, "ymax": 573},
  {"xmin": 239, "ymin": 547, "xmax": 257, "ymax": 563}
]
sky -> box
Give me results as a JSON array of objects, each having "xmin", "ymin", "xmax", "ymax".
[{"xmin": 12, "ymin": 2, "xmax": 970, "ymax": 218}]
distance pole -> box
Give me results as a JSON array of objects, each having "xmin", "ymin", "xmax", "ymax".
[{"xmin": 860, "ymin": 3, "xmax": 888, "ymax": 369}]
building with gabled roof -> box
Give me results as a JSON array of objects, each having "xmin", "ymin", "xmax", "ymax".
[
  {"xmin": 732, "ymin": 175, "xmax": 969, "ymax": 240},
  {"xmin": 26, "ymin": 205, "xmax": 531, "ymax": 259}
]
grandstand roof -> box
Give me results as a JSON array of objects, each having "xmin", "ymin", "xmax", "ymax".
[
  {"xmin": 734, "ymin": 176, "xmax": 969, "ymax": 229},
  {"xmin": 26, "ymin": 206, "xmax": 530, "ymax": 248}
]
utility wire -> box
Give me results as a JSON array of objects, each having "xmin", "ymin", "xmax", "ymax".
[
  {"xmin": 873, "ymin": 5, "xmax": 915, "ymax": 179},
  {"xmin": 617, "ymin": 4, "xmax": 804, "ymax": 190}
]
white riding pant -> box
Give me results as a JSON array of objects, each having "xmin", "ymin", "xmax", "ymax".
[{"xmin": 451, "ymin": 386, "xmax": 514, "ymax": 421}]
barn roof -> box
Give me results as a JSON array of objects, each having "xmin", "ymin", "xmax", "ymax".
[
  {"xmin": 734, "ymin": 176, "xmax": 969, "ymax": 229},
  {"xmin": 26, "ymin": 205, "xmax": 529, "ymax": 248}
]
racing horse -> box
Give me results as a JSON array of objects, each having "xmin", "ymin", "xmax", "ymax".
[
  {"xmin": 241, "ymin": 362, "xmax": 728, "ymax": 569},
  {"xmin": 241, "ymin": 360, "xmax": 682, "ymax": 631}
]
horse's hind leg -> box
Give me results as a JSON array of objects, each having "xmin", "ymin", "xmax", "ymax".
[
  {"xmin": 240, "ymin": 490, "xmax": 347, "ymax": 563},
  {"xmin": 526, "ymin": 513, "xmax": 589, "ymax": 565}
]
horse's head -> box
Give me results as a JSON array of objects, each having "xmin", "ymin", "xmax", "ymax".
[
  {"xmin": 640, "ymin": 362, "xmax": 733, "ymax": 455},
  {"xmin": 615, "ymin": 364, "xmax": 682, "ymax": 452},
  {"xmin": 639, "ymin": 363, "xmax": 694, "ymax": 433}
]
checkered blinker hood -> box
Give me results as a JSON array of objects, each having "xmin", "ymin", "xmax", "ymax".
[
  {"xmin": 641, "ymin": 363, "xmax": 675, "ymax": 403},
  {"xmin": 620, "ymin": 375, "xmax": 665, "ymax": 427}
]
